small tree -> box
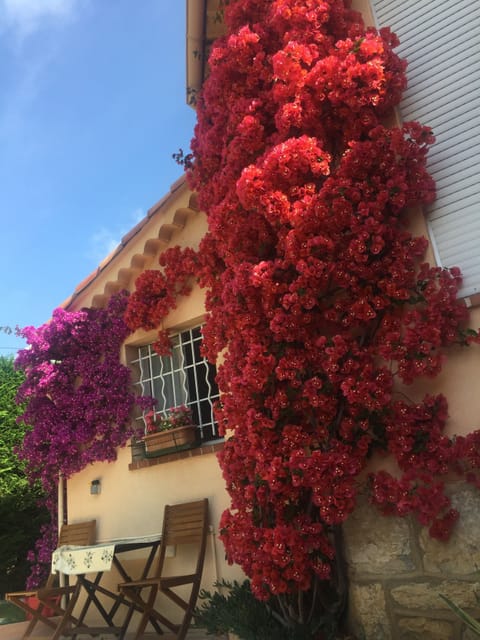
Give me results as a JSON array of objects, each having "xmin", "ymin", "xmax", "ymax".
[
  {"xmin": 0, "ymin": 355, "xmax": 48, "ymax": 596},
  {"xmin": 187, "ymin": 0, "xmax": 480, "ymax": 636}
]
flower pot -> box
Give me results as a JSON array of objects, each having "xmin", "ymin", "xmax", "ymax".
[
  {"xmin": 25, "ymin": 595, "xmax": 59, "ymax": 619},
  {"xmin": 144, "ymin": 424, "xmax": 197, "ymax": 457}
]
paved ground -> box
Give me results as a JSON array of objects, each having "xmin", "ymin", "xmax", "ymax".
[{"xmin": 0, "ymin": 619, "xmax": 220, "ymax": 639}]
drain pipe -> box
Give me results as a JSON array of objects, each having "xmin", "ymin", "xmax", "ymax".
[
  {"xmin": 209, "ymin": 524, "xmax": 220, "ymax": 584},
  {"xmin": 186, "ymin": 0, "xmax": 207, "ymax": 107}
]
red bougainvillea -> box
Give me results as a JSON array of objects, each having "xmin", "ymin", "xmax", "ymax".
[
  {"xmin": 125, "ymin": 246, "xmax": 199, "ymax": 354},
  {"xmin": 185, "ymin": 0, "xmax": 480, "ymax": 633}
]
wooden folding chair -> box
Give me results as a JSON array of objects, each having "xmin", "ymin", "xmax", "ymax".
[
  {"xmin": 118, "ymin": 498, "xmax": 209, "ymax": 640},
  {"xmin": 6, "ymin": 519, "xmax": 96, "ymax": 639}
]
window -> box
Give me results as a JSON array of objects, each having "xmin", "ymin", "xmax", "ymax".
[
  {"xmin": 370, "ymin": 0, "xmax": 480, "ymax": 297},
  {"xmin": 131, "ymin": 325, "xmax": 220, "ymax": 442}
]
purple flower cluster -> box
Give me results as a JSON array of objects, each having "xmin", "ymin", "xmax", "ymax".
[{"xmin": 15, "ymin": 291, "xmax": 143, "ymax": 586}]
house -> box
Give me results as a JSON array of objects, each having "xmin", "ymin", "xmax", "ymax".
[
  {"xmin": 344, "ymin": 1, "xmax": 480, "ymax": 637},
  {"xmin": 59, "ymin": 177, "xmax": 245, "ymax": 618},
  {"xmin": 56, "ymin": 0, "xmax": 480, "ymax": 638}
]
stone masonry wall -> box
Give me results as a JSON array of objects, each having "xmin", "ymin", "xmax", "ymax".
[{"xmin": 343, "ymin": 483, "xmax": 480, "ymax": 639}]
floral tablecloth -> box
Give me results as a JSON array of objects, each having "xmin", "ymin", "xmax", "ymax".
[
  {"xmin": 51, "ymin": 543, "xmax": 115, "ymax": 575},
  {"xmin": 51, "ymin": 533, "xmax": 161, "ymax": 576}
]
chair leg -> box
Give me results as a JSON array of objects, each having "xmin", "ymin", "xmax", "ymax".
[
  {"xmin": 7, "ymin": 598, "xmax": 58, "ymax": 640},
  {"xmin": 22, "ymin": 610, "xmax": 54, "ymax": 640},
  {"xmin": 176, "ymin": 579, "xmax": 202, "ymax": 640},
  {"xmin": 132, "ymin": 585, "xmax": 159, "ymax": 640},
  {"xmin": 48, "ymin": 582, "xmax": 82, "ymax": 640}
]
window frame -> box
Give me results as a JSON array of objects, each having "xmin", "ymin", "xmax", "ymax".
[{"xmin": 129, "ymin": 324, "xmax": 221, "ymax": 447}]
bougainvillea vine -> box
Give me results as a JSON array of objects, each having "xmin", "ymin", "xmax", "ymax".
[
  {"xmin": 182, "ymin": 0, "xmax": 480, "ymax": 635},
  {"xmin": 16, "ymin": 290, "xmax": 145, "ymax": 586},
  {"xmin": 16, "ymin": 291, "xmax": 139, "ymax": 488},
  {"xmin": 125, "ymin": 246, "xmax": 199, "ymax": 354}
]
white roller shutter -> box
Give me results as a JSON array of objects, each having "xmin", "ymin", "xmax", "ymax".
[{"xmin": 370, "ymin": 0, "xmax": 480, "ymax": 296}]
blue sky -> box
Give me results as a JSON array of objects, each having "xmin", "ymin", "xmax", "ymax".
[{"xmin": 0, "ymin": 0, "xmax": 197, "ymax": 354}]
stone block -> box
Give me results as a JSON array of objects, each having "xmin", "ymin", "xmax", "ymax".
[
  {"xmin": 349, "ymin": 583, "xmax": 391, "ymax": 640},
  {"xmin": 344, "ymin": 496, "xmax": 416, "ymax": 576},
  {"xmin": 397, "ymin": 616, "xmax": 454, "ymax": 640},
  {"xmin": 464, "ymin": 628, "xmax": 480, "ymax": 640},
  {"xmin": 420, "ymin": 485, "xmax": 480, "ymax": 575},
  {"xmin": 390, "ymin": 581, "xmax": 480, "ymax": 611}
]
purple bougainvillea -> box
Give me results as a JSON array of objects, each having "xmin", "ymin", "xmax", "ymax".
[{"xmin": 15, "ymin": 290, "xmax": 145, "ymax": 586}]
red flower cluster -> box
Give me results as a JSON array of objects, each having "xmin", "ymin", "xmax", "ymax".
[
  {"xmin": 124, "ymin": 246, "xmax": 199, "ymax": 354},
  {"xmin": 144, "ymin": 405, "xmax": 193, "ymax": 433},
  {"xmin": 368, "ymin": 469, "xmax": 459, "ymax": 540},
  {"xmin": 185, "ymin": 0, "xmax": 480, "ymax": 610}
]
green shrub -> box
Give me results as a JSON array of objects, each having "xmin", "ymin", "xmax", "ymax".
[
  {"xmin": 0, "ymin": 490, "xmax": 49, "ymax": 596},
  {"xmin": 194, "ymin": 579, "xmax": 289, "ymax": 639},
  {"xmin": 194, "ymin": 579, "xmax": 343, "ymax": 640},
  {"xmin": 0, "ymin": 356, "xmax": 49, "ymax": 596}
]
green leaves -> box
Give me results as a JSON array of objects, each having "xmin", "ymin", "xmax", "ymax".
[
  {"xmin": 194, "ymin": 580, "xmax": 291, "ymax": 640},
  {"xmin": 439, "ymin": 594, "xmax": 480, "ymax": 635},
  {"xmin": 0, "ymin": 356, "xmax": 49, "ymax": 595},
  {"xmin": 0, "ymin": 356, "xmax": 27, "ymax": 497}
]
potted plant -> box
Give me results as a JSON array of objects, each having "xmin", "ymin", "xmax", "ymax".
[{"xmin": 143, "ymin": 405, "xmax": 197, "ymax": 456}]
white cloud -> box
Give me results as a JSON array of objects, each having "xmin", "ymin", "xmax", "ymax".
[
  {"xmin": 0, "ymin": 0, "xmax": 87, "ymax": 150},
  {"xmin": 0, "ymin": 54, "xmax": 45, "ymax": 143},
  {"xmin": 87, "ymin": 208, "xmax": 146, "ymax": 265},
  {"xmin": 1, "ymin": 0, "xmax": 82, "ymax": 39},
  {"xmin": 87, "ymin": 228, "xmax": 120, "ymax": 264}
]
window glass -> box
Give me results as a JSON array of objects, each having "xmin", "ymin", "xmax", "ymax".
[{"xmin": 132, "ymin": 325, "xmax": 220, "ymax": 442}]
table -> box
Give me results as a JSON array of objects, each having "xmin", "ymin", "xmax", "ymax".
[{"xmin": 51, "ymin": 534, "xmax": 162, "ymax": 639}]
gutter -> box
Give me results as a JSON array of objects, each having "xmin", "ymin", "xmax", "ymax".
[{"xmin": 186, "ymin": 0, "xmax": 207, "ymax": 107}]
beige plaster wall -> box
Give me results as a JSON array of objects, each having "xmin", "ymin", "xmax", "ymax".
[
  {"xmin": 64, "ymin": 181, "xmax": 244, "ymax": 627},
  {"xmin": 66, "ymin": 446, "xmax": 243, "ymax": 601}
]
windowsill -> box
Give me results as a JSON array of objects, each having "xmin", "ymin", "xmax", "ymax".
[{"xmin": 129, "ymin": 440, "xmax": 224, "ymax": 470}]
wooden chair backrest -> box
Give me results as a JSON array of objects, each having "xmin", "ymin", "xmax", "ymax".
[
  {"xmin": 162, "ymin": 500, "xmax": 208, "ymax": 546},
  {"xmin": 156, "ymin": 499, "xmax": 209, "ymax": 578},
  {"xmin": 41, "ymin": 520, "xmax": 96, "ymax": 589},
  {"xmin": 58, "ymin": 520, "xmax": 96, "ymax": 547}
]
